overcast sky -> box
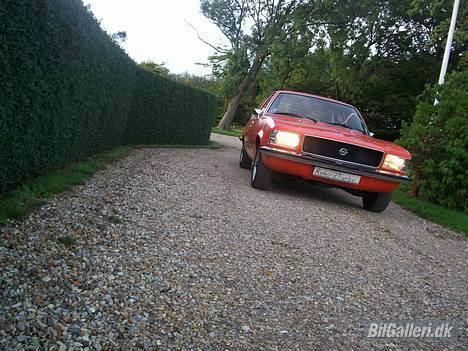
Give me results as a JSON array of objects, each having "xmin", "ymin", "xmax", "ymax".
[{"xmin": 83, "ymin": 0, "xmax": 227, "ymax": 75}]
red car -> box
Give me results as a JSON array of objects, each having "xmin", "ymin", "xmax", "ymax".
[{"xmin": 240, "ymin": 90, "xmax": 411, "ymax": 212}]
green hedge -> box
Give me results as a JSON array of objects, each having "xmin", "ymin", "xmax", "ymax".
[
  {"xmin": 0, "ymin": 0, "xmax": 217, "ymax": 194},
  {"xmin": 128, "ymin": 69, "xmax": 218, "ymax": 145}
]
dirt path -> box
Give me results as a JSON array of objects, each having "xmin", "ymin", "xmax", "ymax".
[{"xmin": 0, "ymin": 134, "xmax": 466, "ymax": 350}]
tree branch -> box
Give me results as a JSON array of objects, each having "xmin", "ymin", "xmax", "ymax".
[{"xmin": 185, "ymin": 20, "xmax": 229, "ymax": 54}]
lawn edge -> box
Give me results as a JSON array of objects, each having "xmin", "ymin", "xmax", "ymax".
[
  {"xmin": 392, "ymin": 189, "xmax": 467, "ymax": 235},
  {"xmin": 0, "ymin": 142, "xmax": 221, "ymax": 225},
  {"xmin": 211, "ymin": 127, "xmax": 243, "ymax": 138},
  {"xmin": 135, "ymin": 141, "xmax": 222, "ymax": 149}
]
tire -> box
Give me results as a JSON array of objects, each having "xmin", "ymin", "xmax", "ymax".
[
  {"xmin": 251, "ymin": 149, "xmax": 271, "ymax": 189},
  {"xmin": 239, "ymin": 141, "xmax": 252, "ymax": 169},
  {"xmin": 362, "ymin": 192, "xmax": 392, "ymax": 213}
]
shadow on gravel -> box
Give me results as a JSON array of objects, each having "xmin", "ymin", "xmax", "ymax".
[{"xmin": 270, "ymin": 174, "xmax": 362, "ymax": 209}]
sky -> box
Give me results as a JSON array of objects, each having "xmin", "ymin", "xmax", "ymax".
[{"xmin": 83, "ymin": 0, "xmax": 228, "ymax": 75}]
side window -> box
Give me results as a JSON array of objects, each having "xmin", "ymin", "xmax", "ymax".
[{"xmin": 259, "ymin": 93, "xmax": 275, "ymax": 109}]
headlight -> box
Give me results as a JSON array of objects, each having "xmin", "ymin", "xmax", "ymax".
[
  {"xmin": 382, "ymin": 154, "xmax": 410, "ymax": 172},
  {"xmin": 269, "ymin": 130, "xmax": 300, "ymax": 148}
]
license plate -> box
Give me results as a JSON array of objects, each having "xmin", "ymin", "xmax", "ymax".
[{"xmin": 313, "ymin": 167, "xmax": 361, "ymax": 184}]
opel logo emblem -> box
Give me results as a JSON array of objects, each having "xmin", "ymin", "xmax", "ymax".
[{"xmin": 339, "ymin": 148, "xmax": 348, "ymax": 156}]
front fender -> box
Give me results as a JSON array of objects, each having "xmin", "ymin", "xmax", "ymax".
[
  {"xmin": 258, "ymin": 129, "xmax": 264, "ymax": 140},
  {"xmin": 257, "ymin": 117, "xmax": 275, "ymax": 146}
]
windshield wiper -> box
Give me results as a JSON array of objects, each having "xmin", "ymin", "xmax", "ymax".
[
  {"xmin": 327, "ymin": 122, "xmax": 364, "ymax": 133},
  {"xmin": 275, "ymin": 111, "xmax": 317, "ymax": 123}
]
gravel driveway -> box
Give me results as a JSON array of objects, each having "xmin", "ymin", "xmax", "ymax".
[{"xmin": 1, "ymin": 134, "xmax": 466, "ymax": 350}]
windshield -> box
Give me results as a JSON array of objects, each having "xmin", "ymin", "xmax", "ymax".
[{"xmin": 268, "ymin": 93, "xmax": 368, "ymax": 134}]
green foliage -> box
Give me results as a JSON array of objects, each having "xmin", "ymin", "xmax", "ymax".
[
  {"xmin": 57, "ymin": 236, "xmax": 77, "ymax": 247},
  {"xmin": 111, "ymin": 31, "xmax": 128, "ymax": 44},
  {"xmin": 262, "ymin": 46, "xmax": 334, "ymax": 96},
  {"xmin": 108, "ymin": 216, "xmax": 122, "ymax": 224},
  {"xmin": 409, "ymin": 0, "xmax": 467, "ymax": 57},
  {"xmin": 279, "ymin": 0, "xmax": 452, "ymax": 140},
  {"xmin": 398, "ymin": 71, "xmax": 468, "ymax": 211},
  {"xmin": 351, "ymin": 55, "xmax": 440, "ymax": 140},
  {"xmin": 139, "ymin": 61, "xmax": 170, "ymax": 76},
  {"xmin": 171, "ymin": 72, "xmax": 216, "ymax": 91},
  {"xmin": 0, "ymin": 0, "xmax": 218, "ymax": 194}
]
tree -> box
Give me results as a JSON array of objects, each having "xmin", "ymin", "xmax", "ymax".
[
  {"xmin": 259, "ymin": 18, "xmax": 316, "ymax": 93},
  {"xmin": 203, "ymin": 0, "xmax": 463, "ymax": 143},
  {"xmin": 398, "ymin": 71, "xmax": 467, "ymax": 210},
  {"xmin": 319, "ymin": 0, "xmax": 445, "ymax": 133},
  {"xmin": 262, "ymin": 0, "xmax": 462, "ymax": 139},
  {"xmin": 111, "ymin": 31, "xmax": 127, "ymax": 43},
  {"xmin": 138, "ymin": 61, "xmax": 170, "ymax": 76},
  {"xmin": 170, "ymin": 72, "xmax": 216, "ymax": 91},
  {"xmin": 201, "ymin": 0, "xmax": 311, "ymax": 129}
]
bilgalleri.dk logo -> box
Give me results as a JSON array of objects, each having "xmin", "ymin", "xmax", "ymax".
[{"xmin": 365, "ymin": 320, "xmax": 458, "ymax": 339}]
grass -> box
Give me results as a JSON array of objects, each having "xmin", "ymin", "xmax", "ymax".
[
  {"xmin": 0, "ymin": 146, "xmax": 134, "ymax": 225},
  {"xmin": 392, "ymin": 189, "xmax": 468, "ymax": 235},
  {"xmin": 57, "ymin": 235, "xmax": 77, "ymax": 248},
  {"xmin": 108, "ymin": 215, "xmax": 122, "ymax": 224},
  {"xmin": 0, "ymin": 241, "xmax": 14, "ymax": 249},
  {"xmin": 211, "ymin": 127, "xmax": 243, "ymax": 138}
]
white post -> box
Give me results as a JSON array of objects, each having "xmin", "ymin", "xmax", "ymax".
[{"xmin": 438, "ymin": 0, "xmax": 460, "ymax": 85}]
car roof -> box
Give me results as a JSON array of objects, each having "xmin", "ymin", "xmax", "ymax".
[{"xmin": 275, "ymin": 90, "xmax": 356, "ymax": 109}]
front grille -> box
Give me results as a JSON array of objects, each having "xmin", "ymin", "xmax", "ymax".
[{"xmin": 302, "ymin": 136, "xmax": 383, "ymax": 167}]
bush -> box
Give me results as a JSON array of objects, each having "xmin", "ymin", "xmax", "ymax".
[
  {"xmin": 398, "ymin": 71, "xmax": 468, "ymax": 211},
  {"xmin": 0, "ymin": 0, "xmax": 217, "ymax": 194}
]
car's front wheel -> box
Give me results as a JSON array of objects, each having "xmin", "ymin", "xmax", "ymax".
[
  {"xmin": 362, "ymin": 192, "xmax": 392, "ymax": 212},
  {"xmin": 251, "ymin": 149, "xmax": 271, "ymax": 189},
  {"xmin": 239, "ymin": 141, "xmax": 252, "ymax": 169}
]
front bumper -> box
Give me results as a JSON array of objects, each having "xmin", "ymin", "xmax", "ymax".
[{"xmin": 260, "ymin": 146, "xmax": 409, "ymax": 183}]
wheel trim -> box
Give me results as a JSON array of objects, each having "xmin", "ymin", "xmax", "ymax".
[{"xmin": 252, "ymin": 159, "xmax": 257, "ymax": 180}]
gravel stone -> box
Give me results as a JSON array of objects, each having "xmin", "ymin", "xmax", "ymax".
[{"xmin": 0, "ymin": 134, "xmax": 465, "ymax": 350}]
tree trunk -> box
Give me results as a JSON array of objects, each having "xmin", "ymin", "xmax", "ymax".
[
  {"xmin": 217, "ymin": 55, "xmax": 266, "ymax": 129},
  {"xmin": 335, "ymin": 80, "xmax": 340, "ymax": 100},
  {"xmin": 217, "ymin": 91, "xmax": 244, "ymax": 129},
  {"xmin": 411, "ymin": 168, "xmax": 422, "ymax": 197}
]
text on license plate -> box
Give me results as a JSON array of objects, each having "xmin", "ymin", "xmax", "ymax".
[{"xmin": 312, "ymin": 167, "xmax": 361, "ymax": 184}]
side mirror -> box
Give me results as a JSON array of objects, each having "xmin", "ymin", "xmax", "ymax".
[
  {"xmin": 369, "ymin": 132, "xmax": 375, "ymax": 137},
  {"xmin": 254, "ymin": 108, "xmax": 263, "ymax": 116}
]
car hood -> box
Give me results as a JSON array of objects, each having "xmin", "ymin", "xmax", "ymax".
[{"xmin": 269, "ymin": 114, "xmax": 411, "ymax": 158}]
